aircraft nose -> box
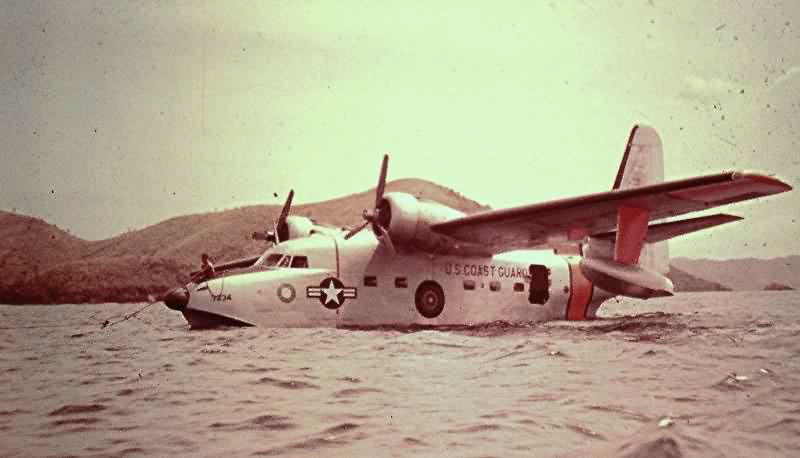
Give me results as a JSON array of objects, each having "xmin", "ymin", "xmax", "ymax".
[{"xmin": 163, "ymin": 287, "xmax": 189, "ymax": 311}]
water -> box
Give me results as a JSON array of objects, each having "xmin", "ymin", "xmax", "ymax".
[{"xmin": 2, "ymin": 291, "xmax": 799, "ymax": 457}]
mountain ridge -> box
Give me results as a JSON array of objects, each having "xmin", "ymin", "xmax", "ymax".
[
  {"xmin": 0, "ymin": 179, "xmax": 490, "ymax": 303},
  {"xmin": 671, "ymin": 256, "xmax": 800, "ymax": 291}
]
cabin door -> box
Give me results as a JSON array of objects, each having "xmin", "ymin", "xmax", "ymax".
[{"xmin": 528, "ymin": 264, "xmax": 550, "ymax": 305}]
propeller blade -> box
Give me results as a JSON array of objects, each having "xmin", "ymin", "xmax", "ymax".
[
  {"xmin": 344, "ymin": 220, "xmax": 369, "ymax": 240},
  {"xmin": 263, "ymin": 189, "xmax": 294, "ymax": 244},
  {"xmin": 375, "ymin": 154, "xmax": 389, "ymax": 208},
  {"xmin": 377, "ymin": 225, "xmax": 396, "ymax": 256},
  {"xmin": 279, "ymin": 189, "xmax": 294, "ymax": 222}
]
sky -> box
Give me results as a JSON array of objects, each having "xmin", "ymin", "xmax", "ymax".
[{"xmin": 1, "ymin": 0, "xmax": 798, "ymax": 259}]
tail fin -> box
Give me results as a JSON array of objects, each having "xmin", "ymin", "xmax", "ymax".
[
  {"xmin": 613, "ymin": 124, "xmax": 664, "ymax": 190},
  {"xmin": 588, "ymin": 125, "xmax": 669, "ymax": 273},
  {"xmin": 617, "ymin": 125, "xmax": 669, "ymax": 273}
]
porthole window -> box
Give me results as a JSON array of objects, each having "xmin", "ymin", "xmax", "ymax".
[
  {"xmin": 513, "ymin": 282, "xmax": 525, "ymax": 292},
  {"xmin": 463, "ymin": 280, "xmax": 476, "ymax": 290},
  {"xmin": 395, "ymin": 277, "xmax": 408, "ymax": 288},
  {"xmin": 364, "ymin": 276, "xmax": 378, "ymax": 287},
  {"xmin": 489, "ymin": 281, "xmax": 501, "ymax": 292}
]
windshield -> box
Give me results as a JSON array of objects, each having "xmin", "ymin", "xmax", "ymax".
[
  {"xmin": 262, "ymin": 254, "xmax": 284, "ymax": 267},
  {"xmin": 291, "ymin": 256, "xmax": 308, "ymax": 268},
  {"xmin": 255, "ymin": 253, "xmax": 310, "ymax": 269}
]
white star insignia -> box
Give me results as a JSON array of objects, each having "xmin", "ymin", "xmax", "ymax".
[{"xmin": 321, "ymin": 279, "xmax": 342, "ymax": 305}]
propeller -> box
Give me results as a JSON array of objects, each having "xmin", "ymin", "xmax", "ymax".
[
  {"xmin": 252, "ymin": 189, "xmax": 294, "ymax": 244},
  {"xmin": 344, "ymin": 154, "xmax": 396, "ymax": 255}
]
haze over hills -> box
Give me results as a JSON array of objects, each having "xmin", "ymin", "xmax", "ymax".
[
  {"xmin": 671, "ymin": 256, "xmax": 800, "ymax": 291},
  {"xmin": 1, "ymin": 179, "xmax": 795, "ymax": 304}
]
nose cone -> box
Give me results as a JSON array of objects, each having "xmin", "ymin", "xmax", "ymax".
[{"xmin": 163, "ymin": 287, "xmax": 189, "ymax": 311}]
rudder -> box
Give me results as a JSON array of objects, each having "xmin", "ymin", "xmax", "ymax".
[{"xmin": 613, "ymin": 124, "xmax": 665, "ymax": 190}]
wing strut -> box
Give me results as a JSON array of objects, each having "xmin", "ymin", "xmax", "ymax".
[{"xmin": 614, "ymin": 206, "xmax": 649, "ymax": 265}]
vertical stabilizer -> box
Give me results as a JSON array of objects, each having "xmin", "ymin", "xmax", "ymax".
[
  {"xmin": 592, "ymin": 125, "xmax": 669, "ymax": 274},
  {"xmin": 613, "ymin": 124, "xmax": 664, "ymax": 190}
]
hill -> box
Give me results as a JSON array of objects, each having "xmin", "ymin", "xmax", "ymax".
[
  {"xmin": 671, "ymin": 256, "xmax": 800, "ymax": 291},
  {"xmin": 665, "ymin": 266, "xmax": 732, "ymax": 292},
  {"xmin": 0, "ymin": 179, "xmax": 489, "ymax": 304},
  {"xmin": 763, "ymin": 282, "xmax": 794, "ymax": 291}
]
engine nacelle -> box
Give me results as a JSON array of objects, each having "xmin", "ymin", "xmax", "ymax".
[
  {"xmin": 283, "ymin": 216, "xmax": 315, "ymax": 241},
  {"xmin": 376, "ymin": 192, "xmax": 466, "ymax": 252},
  {"xmin": 283, "ymin": 216, "xmax": 344, "ymax": 240}
]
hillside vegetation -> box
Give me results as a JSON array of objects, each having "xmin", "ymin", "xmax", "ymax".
[{"xmin": 0, "ymin": 179, "xmax": 488, "ymax": 304}]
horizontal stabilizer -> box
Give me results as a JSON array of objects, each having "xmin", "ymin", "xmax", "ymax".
[{"xmin": 593, "ymin": 213, "xmax": 743, "ymax": 244}]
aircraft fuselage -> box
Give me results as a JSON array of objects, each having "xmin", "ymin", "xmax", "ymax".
[{"xmin": 175, "ymin": 233, "xmax": 612, "ymax": 328}]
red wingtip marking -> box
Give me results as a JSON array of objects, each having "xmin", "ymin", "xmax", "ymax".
[{"xmin": 734, "ymin": 172, "xmax": 793, "ymax": 192}]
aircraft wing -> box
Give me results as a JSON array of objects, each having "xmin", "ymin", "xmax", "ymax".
[{"xmin": 430, "ymin": 172, "xmax": 791, "ymax": 252}]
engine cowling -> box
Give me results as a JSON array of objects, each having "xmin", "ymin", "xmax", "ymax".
[
  {"xmin": 282, "ymin": 216, "xmax": 315, "ymax": 241},
  {"xmin": 374, "ymin": 192, "xmax": 466, "ymax": 252},
  {"xmin": 281, "ymin": 216, "xmax": 344, "ymax": 241}
]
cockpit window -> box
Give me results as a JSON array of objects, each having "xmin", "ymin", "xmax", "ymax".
[
  {"xmin": 258, "ymin": 253, "xmax": 308, "ymax": 269},
  {"xmin": 263, "ymin": 254, "xmax": 284, "ymax": 267},
  {"xmin": 291, "ymin": 256, "xmax": 309, "ymax": 268}
]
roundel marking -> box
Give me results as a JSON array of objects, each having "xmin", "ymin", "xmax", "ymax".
[
  {"xmin": 306, "ymin": 277, "xmax": 358, "ymax": 310},
  {"xmin": 415, "ymin": 281, "xmax": 445, "ymax": 319},
  {"xmin": 277, "ymin": 283, "xmax": 296, "ymax": 303}
]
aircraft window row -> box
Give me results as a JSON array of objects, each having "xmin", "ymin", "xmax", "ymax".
[
  {"xmin": 359, "ymin": 277, "xmax": 524, "ymax": 292},
  {"xmin": 363, "ymin": 276, "xmax": 410, "ymax": 289},
  {"xmin": 262, "ymin": 254, "xmax": 309, "ymax": 269},
  {"xmin": 460, "ymin": 280, "xmax": 526, "ymax": 292}
]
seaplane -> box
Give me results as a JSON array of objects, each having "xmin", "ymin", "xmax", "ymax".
[{"xmin": 161, "ymin": 125, "xmax": 792, "ymax": 329}]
